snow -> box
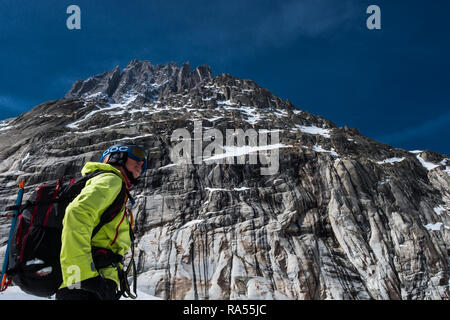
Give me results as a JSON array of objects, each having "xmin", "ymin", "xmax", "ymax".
[
  {"xmin": 0, "ymin": 286, "xmax": 52, "ymax": 300},
  {"xmin": 0, "ymin": 119, "xmax": 13, "ymax": 132},
  {"xmin": 221, "ymin": 105, "xmax": 263, "ymax": 125},
  {"xmin": 274, "ymin": 109, "xmax": 288, "ymax": 118},
  {"xmin": 149, "ymin": 79, "xmax": 169, "ymax": 89},
  {"xmin": 106, "ymin": 108, "xmax": 127, "ymax": 116},
  {"xmin": 21, "ymin": 152, "xmax": 30, "ymax": 164},
  {"xmin": 424, "ymin": 222, "xmax": 442, "ymax": 231},
  {"xmin": 115, "ymin": 133, "xmax": 153, "ymax": 142},
  {"xmin": 181, "ymin": 219, "xmax": 204, "ymax": 229},
  {"xmin": 409, "ymin": 150, "xmax": 445, "ymax": 172},
  {"xmin": 84, "ymin": 91, "xmax": 106, "ymax": 100},
  {"xmin": 66, "ymin": 94, "xmax": 142, "ymax": 129},
  {"xmin": 0, "ymin": 126, "xmax": 12, "ymax": 132},
  {"xmin": 67, "ymin": 110, "xmax": 98, "ymax": 128},
  {"xmin": 128, "ymin": 106, "xmax": 151, "ymax": 114},
  {"xmin": 66, "ymin": 104, "xmax": 120, "ymax": 129},
  {"xmin": 415, "ymin": 154, "xmax": 439, "ymax": 171},
  {"xmin": 424, "ymin": 204, "xmax": 450, "ymax": 231},
  {"xmin": 295, "ymin": 125, "xmax": 331, "ymax": 138},
  {"xmin": 376, "ymin": 157, "xmax": 405, "ymax": 165},
  {"xmin": 312, "ymin": 145, "xmax": 339, "ymax": 157},
  {"xmin": 205, "ymin": 187, "xmax": 229, "ymax": 192},
  {"xmin": 158, "ymin": 163, "xmax": 179, "ymax": 170},
  {"xmin": 203, "ymin": 143, "xmax": 292, "ymax": 162},
  {"xmin": 205, "ymin": 186, "xmax": 250, "ymax": 192},
  {"xmin": 216, "ymin": 99, "xmax": 235, "ymax": 106},
  {"xmin": 0, "ymin": 285, "xmax": 161, "ymax": 300},
  {"xmin": 424, "ymin": 222, "xmax": 450, "ymax": 231},
  {"xmin": 377, "ymin": 179, "xmax": 391, "ymax": 185},
  {"xmin": 233, "ymin": 186, "xmax": 251, "ymax": 191},
  {"xmin": 245, "ymin": 112, "xmax": 262, "ymax": 125},
  {"xmin": 204, "ymin": 116, "xmax": 223, "ymax": 122},
  {"xmin": 433, "ymin": 205, "xmax": 446, "ymax": 216},
  {"xmin": 120, "ymin": 93, "xmax": 140, "ymax": 105},
  {"xmin": 445, "ymin": 166, "xmax": 450, "ymax": 176},
  {"xmin": 258, "ymin": 129, "xmax": 283, "ymax": 134}
]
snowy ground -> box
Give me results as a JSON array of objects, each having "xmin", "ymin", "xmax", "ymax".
[{"xmin": 0, "ymin": 285, "xmax": 161, "ymax": 300}]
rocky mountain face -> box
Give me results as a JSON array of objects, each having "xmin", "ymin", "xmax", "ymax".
[{"xmin": 0, "ymin": 59, "xmax": 449, "ymax": 300}]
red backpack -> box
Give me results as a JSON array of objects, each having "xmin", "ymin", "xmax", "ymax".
[{"xmin": 2, "ymin": 170, "xmax": 129, "ymax": 297}]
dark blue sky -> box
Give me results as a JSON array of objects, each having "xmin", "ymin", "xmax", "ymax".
[{"xmin": 1, "ymin": 0, "xmax": 449, "ymax": 155}]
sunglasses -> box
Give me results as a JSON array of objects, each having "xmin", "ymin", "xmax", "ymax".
[
  {"xmin": 126, "ymin": 146, "xmax": 148, "ymax": 175},
  {"xmin": 128, "ymin": 146, "xmax": 148, "ymax": 162}
]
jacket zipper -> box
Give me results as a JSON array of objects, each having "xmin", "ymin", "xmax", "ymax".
[{"xmin": 110, "ymin": 208, "xmax": 126, "ymax": 246}]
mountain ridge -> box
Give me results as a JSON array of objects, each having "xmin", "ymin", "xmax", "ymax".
[
  {"xmin": 0, "ymin": 59, "xmax": 449, "ymax": 299},
  {"xmin": 65, "ymin": 60, "xmax": 214, "ymax": 104}
]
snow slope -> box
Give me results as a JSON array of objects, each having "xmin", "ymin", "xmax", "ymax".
[{"xmin": 0, "ymin": 285, "xmax": 161, "ymax": 300}]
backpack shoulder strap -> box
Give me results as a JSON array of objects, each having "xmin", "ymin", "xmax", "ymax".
[
  {"xmin": 92, "ymin": 182, "xmax": 127, "ymax": 238},
  {"xmin": 83, "ymin": 170, "xmax": 120, "ymax": 182},
  {"xmin": 85, "ymin": 170, "xmax": 129, "ymax": 239}
]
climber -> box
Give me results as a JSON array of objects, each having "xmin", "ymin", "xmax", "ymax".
[{"xmin": 55, "ymin": 144, "xmax": 148, "ymax": 300}]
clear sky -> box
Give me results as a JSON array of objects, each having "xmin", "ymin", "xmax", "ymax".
[{"xmin": 0, "ymin": 0, "xmax": 449, "ymax": 155}]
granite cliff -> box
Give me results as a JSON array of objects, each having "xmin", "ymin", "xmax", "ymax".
[{"xmin": 0, "ymin": 60, "xmax": 449, "ymax": 299}]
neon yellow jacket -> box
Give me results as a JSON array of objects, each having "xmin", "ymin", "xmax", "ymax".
[{"xmin": 59, "ymin": 162, "xmax": 131, "ymax": 289}]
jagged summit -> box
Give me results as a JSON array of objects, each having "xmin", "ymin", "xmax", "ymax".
[{"xmin": 65, "ymin": 60, "xmax": 213, "ymax": 103}]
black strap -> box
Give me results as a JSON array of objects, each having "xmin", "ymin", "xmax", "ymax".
[
  {"xmin": 87, "ymin": 170, "xmax": 129, "ymax": 238},
  {"xmin": 92, "ymin": 247, "xmax": 123, "ymax": 269},
  {"xmin": 5, "ymin": 204, "xmax": 20, "ymax": 211},
  {"xmin": 5, "ymin": 200, "xmax": 33, "ymax": 213},
  {"xmin": 91, "ymin": 182, "xmax": 127, "ymax": 238}
]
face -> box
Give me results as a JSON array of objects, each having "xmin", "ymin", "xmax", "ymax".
[{"xmin": 125, "ymin": 157, "xmax": 144, "ymax": 179}]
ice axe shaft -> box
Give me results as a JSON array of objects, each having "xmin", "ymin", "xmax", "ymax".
[{"xmin": 0, "ymin": 179, "xmax": 25, "ymax": 291}]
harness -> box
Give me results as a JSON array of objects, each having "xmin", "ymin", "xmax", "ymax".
[{"xmin": 91, "ymin": 223, "xmax": 137, "ymax": 299}]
